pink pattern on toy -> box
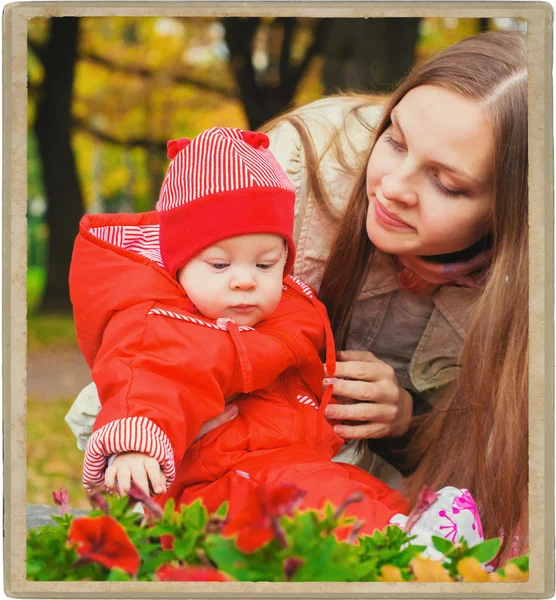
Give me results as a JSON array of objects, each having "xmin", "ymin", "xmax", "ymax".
[
  {"xmin": 438, "ymin": 509, "xmax": 458, "ymax": 543},
  {"xmin": 452, "ymin": 489, "xmax": 484, "ymax": 539}
]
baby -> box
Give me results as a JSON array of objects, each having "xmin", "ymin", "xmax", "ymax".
[{"xmin": 68, "ymin": 127, "xmax": 482, "ymax": 553}]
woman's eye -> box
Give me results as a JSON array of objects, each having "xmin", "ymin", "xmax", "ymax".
[
  {"xmin": 383, "ymin": 132, "xmax": 406, "ymax": 153},
  {"xmin": 210, "ymin": 263, "xmax": 229, "ymax": 270},
  {"xmin": 433, "ymin": 176, "xmax": 465, "ymax": 198}
]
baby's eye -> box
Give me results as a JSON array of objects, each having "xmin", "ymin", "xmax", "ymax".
[
  {"xmin": 210, "ymin": 263, "xmax": 229, "ymax": 270},
  {"xmin": 256, "ymin": 263, "xmax": 274, "ymax": 270}
]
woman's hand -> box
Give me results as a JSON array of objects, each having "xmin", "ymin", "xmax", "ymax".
[
  {"xmin": 192, "ymin": 403, "xmax": 239, "ymax": 443},
  {"xmin": 105, "ymin": 452, "xmax": 166, "ymax": 497},
  {"xmin": 323, "ymin": 350, "xmax": 413, "ymax": 440}
]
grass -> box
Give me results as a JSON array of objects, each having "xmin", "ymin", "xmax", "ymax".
[
  {"xmin": 27, "ymin": 266, "xmax": 46, "ymax": 314},
  {"xmin": 27, "ymin": 395, "xmax": 90, "ymax": 509},
  {"xmin": 27, "ymin": 268, "xmax": 87, "ymax": 509},
  {"xmin": 27, "ymin": 315, "xmax": 78, "ymax": 351},
  {"xmin": 27, "ymin": 267, "xmax": 78, "ymax": 350}
]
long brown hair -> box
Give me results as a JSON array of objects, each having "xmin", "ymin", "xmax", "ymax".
[{"xmin": 270, "ymin": 31, "xmax": 528, "ymax": 558}]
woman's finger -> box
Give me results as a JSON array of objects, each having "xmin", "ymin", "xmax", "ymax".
[
  {"xmin": 332, "ymin": 421, "xmax": 392, "ymax": 440},
  {"xmin": 145, "ymin": 459, "xmax": 166, "ymax": 495},
  {"xmin": 331, "ymin": 377, "xmax": 398, "ymax": 404},
  {"xmin": 193, "ymin": 404, "xmax": 238, "ymax": 443},
  {"xmin": 324, "ymin": 401, "xmax": 398, "ymax": 423},
  {"xmin": 334, "ymin": 359, "xmax": 395, "ymax": 383},
  {"xmin": 337, "ymin": 349, "xmax": 379, "ymax": 363}
]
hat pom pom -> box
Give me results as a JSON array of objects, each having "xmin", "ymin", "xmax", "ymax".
[
  {"xmin": 241, "ymin": 130, "xmax": 269, "ymax": 149},
  {"xmin": 167, "ymin": 137, "xmax": 191, "ymax": 160}
]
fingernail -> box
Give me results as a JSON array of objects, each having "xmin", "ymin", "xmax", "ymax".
[
  {"xmin": 323, "ymin": 364, "xmax": 328, "ymax": 375},
  {"xmin": 324, "ymin": 406, "xmax": 336, "ymax": 418},
  {"xmin": 334, "ymin": 425, "xmax": 344, "ymax": 436},
  {"xmin": 155, "ymin": 486, "xmax": 163, "ymax": 494},
  {"xmin": 323, "ymin": 377, "xmax": 337, "ymax": 386},
  {"xmin": 225, "ymin": 404, "xmax": 239, "ymax": 418}
]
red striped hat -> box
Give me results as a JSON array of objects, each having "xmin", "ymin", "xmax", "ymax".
[{"xmin": 157, "ymin": 127, "xmax": 296, "ymax": 278}]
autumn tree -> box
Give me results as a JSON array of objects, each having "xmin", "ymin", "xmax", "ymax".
[
  {"xmin": 322, "ymin": 18, "xmax": 421, "ymax": 94},
  {"xmin": 31, "ymin": 17, "xmax": 83, "ymax": 313}
]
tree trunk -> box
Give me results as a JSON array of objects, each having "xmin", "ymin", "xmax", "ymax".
[
  {"xmin": 223, "ymin": 18, "xmax": 327, "ymax": 129},
  {"xmin": 35, "ymin": 18, "xmax": 83, "ymax": 314},
  {"xmin": 323, "ymin": 18, "xmax": 421, "ymax": 94}
]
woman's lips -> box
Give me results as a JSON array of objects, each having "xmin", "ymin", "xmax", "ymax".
[{"xmin": 374, "ymin": 198, "xmax": 414, "ymax": 230}]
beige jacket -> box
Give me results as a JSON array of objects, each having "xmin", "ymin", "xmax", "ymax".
[{"xmin": 268, "ymin": 96, "xmax": 482, "ymax": 406}]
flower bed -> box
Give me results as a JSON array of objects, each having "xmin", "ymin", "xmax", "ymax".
[{"xmin": 27, "ymin": 483, "xmax": 528, "ymax": 582}]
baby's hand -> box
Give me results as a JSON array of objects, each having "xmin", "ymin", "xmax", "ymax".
[{"xmin": 104, "ymin": 452, "xmax": 166, "ymax": 497}]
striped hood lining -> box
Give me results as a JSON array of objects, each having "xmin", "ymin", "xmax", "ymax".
[{"xmin": 89, "ymin": 223, "xmax": 165, "ymax": 269}]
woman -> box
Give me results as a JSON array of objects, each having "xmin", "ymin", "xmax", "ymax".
[{"xmin": 67, "ymin": 30, "xmax": 527, "ymax": 559}]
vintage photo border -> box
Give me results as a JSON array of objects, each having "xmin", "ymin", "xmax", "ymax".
[{"xmin": 3, "ymin": 1, "xmax": 553, "ymax": 597}]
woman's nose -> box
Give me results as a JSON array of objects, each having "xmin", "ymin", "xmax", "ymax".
[{"xmin": 381, "ymin": 167, "xmax": 418, "ymax": 206}]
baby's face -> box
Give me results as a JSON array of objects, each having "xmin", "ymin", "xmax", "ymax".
[{"xmin": 177, "ymin": 234, "xmax": 287, "ymax": 327}]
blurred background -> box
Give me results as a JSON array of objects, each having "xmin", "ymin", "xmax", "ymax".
[{"xmin": 26, "ymin": 15, "xmax": 526, "ymax": 508}]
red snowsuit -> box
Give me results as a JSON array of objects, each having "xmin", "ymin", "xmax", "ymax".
[{"xmin": 70, "ymin": 212, "xmax": 409, "ymax": 532}]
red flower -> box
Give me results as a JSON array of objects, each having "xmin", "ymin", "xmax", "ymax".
[
  {"xmin": 52, "ymin": 489, "xmax": 69, "ymax": 516},
  {"xmin": 222, "ymin": 479, "xmax": 306, "ymax": 553},
  {"xmin": 156, "ymin": 563, "xmax": 229, "ymax": 581},
  {"xmin": 68, "ymin": 515, "xmax": 140, "ymax": 576},
  {"xmin": 160, "ymin": 534, "xmax": 174, "ymax": 550}
]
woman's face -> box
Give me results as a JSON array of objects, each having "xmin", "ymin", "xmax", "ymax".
[{"xmin": 365, "ymin": 84, "xmax": 495, "ymax": 257}]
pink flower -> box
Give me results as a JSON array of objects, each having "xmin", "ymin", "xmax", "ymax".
[
  {"xmin": 403, "ymin": 485, "xmax": 439, "ymax": 532},
  {"xmin": 283, "ymin": 557, "xmax": 304, "ymax": 581},
  {"xmin": 127, "ymin": 480, "xmax": 162, "ymax": 521},
  {"xmin": 87, "ymin": 489, "xmax": 109, "ymax": 514},
  {"xmin": 52, "ymin": 489, "xmax": 69, "ymax": 516}
]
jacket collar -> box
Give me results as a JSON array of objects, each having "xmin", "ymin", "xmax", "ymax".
[{"xmin": 359, "ymin": 248, "xmax": 483, "ymax": 340}]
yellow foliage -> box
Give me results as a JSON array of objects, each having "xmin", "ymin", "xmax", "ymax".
[
  {"xmin": 488, "ymin": 563, "xmax": 529, "ymax": 582},
  {"xmin": 457, "ymin": 557, "xmax": 489, "ymax": 582},
  {"xmin": 377, "ymin": 565, "xmax": 403, "ymax": 582},
  {"xmin": 102, "ymin": 164, "xmax": 129, "ymax": 198},
  {"xmin": 416, "ymin": 18, "xmax": 481, "ymax": 63},
  {"xmin": 410, "ymin": 557, "xmax": 453, "ymax": 582}
]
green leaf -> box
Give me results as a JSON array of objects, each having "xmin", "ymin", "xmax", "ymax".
[
  {"xmin": 394, "ymin": 544, "xmax": 427, "ymax": 567},
  {"xmin": 508, "ymin": 555, "xmax": 529, "ymax": 572},
  {"xmin": 173, "ymin": 532, "xmax": 197, "ymax": 561},
  {"xmin": 215, "ymin": 501, "xmax": 228, "ymax": 517},
  {"xmin": 163, "ymin": 497, "xmax": 175, "ymax": 521},
  {"xmin": 50, "ymin": 515, "xmax": 65, "ymax": 525},
  {"xmin": 107, "ymin": 568, "xmax": 132, "ymax": 581},
  {"xmin": 467, "ymin": 538, "xmax": 501, "ymax": 563},
  {"xmin": 182, "ymin": 499, "xmax": 207, "ymax": 532},
  {"xmin": 139, "ymin": 550, "xmax": 176, "ymax": 576},
  {"xmin": 432, "ymin": 535, "xmax": 454, "ymax": 555},
  {"xmin": 204, "ymin": 535, "xmax": 278, "ymax": 581},
  {"xmin": 205, "ymin": 535, "xmax": 247, "ymax": 572}
]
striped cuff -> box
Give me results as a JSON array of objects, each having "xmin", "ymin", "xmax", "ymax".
[{"xmin": 83, "ymin": 416, "xmax": 176, "ymax": 489}]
